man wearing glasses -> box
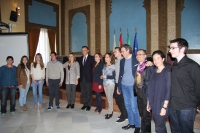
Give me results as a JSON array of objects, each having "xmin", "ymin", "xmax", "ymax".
[{"xmin": 169, "ymin": 38, "xmax": 200, "ymax": 133}]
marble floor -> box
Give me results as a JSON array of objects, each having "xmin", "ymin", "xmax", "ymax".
[{"xmin": 0, "ymin": 90, "xmax": 200, "ymax": 133}]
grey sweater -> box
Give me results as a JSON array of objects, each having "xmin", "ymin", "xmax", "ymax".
[
  {"xmin": 46, "ymin": 60, "xmax": 64, "ymax": 82},
  {"xmin": 63, "ymin": 61, "xmax": 80, "ymax": 84}
]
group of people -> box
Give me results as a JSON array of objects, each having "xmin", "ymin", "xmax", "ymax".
[
  {"xmin": 0, "ymin": 53, "xmax": 45, "ymax": 116},
  {"xmin": 0, "ymin": 38, "xmax": 199, "ymax": 133}
]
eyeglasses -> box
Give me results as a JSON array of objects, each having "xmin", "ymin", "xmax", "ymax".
[
  {"xmin": 169, "ymin": 47, "xmax": 179, "ymax": 50},
  {"xmin": 136, "ymin": 54, "xmax": 145, "ymax": 56}
]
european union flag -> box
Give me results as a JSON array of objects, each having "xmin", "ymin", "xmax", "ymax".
[{"xmin": 133, "ymin": 32, "xmax": 138, "ymax": 55}]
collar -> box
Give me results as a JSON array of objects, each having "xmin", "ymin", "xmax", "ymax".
[
  {"xmin": 5, "ymin": 65, "xmax": 14, "ymax": 68},
  {"xmin": 84, "ymin": 54, "xmax": 88, "ymax": 59},
  {"xmin": 125, "ymin": 54, "xmax": 132, "ymax": 60},
  {"xmin": 174, "ymin": 55, "xmax": 187, "ymax": 65},
  {"xmin": 52, "ymin": 60, "xmax": 57, "ymax": 64}
]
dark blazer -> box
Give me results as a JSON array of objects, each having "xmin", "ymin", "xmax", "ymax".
[
  {"xmin": 78, "ymin": 55, "xmax": 95, "ymax": 83},
  {"xmin": 118, "ymin": 55, "xmax": 138, "ymax": 94},
  {"xmin": 93, "ymin": 61, "xmax": 104, "ymax": 85}
]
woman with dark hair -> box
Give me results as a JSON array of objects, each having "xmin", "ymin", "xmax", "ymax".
[
  {"xmin": 92, "ymin": 53, "xmax": 104, "ymax": 114},
  {"xmin": 147, "ymin": 50, "xmax": 171, "ymax": 133},
  {"xmin": 63, "ymin": 53, "xmax": 80, "ymax": 109},
  {"xmin": 17, "ymin": 55, "xmax": 31, "ymax": 112},
  {"xmin": 31, "ymin": 53, "xmax": 45, "ymax": 110},
  {"xmin": 101, "ymin": 53, "xmax": 116, "ymax": 119}
]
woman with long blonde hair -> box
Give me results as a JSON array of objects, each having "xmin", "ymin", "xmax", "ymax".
[{"xmin": 31, "ymin": 53, "xmax": 45, "ymax": 110}]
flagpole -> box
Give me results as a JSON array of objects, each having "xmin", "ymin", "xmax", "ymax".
[{"xmin": 135, "ymin": 27, "xmax": 137, "ymax": 33}]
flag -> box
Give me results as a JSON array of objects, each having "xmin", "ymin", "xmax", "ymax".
[
  {"xmin": 133, "ymin": 32, "xmax": 138, "ymax": 55},
  {"xmin": 113, "ymin": 33, "xmax": 116, "ymax": 51},
  {"xmin": 127, "ymin": 31, "xmax": 130, "ymax": 45},
  {"xmin": 119, "ymin": 33, "xmax": 123, "ymax": 47}
]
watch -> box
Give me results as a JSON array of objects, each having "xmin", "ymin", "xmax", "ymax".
[{"xmin": 162, "ymin": 107, "xmax": 167, "ymax": 110}]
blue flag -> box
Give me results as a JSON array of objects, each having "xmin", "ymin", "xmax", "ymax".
[{"xmin": 133, "ymin": 32, "xmax": 138, "ymax": 55}]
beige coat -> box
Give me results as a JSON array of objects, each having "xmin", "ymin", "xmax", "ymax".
[{"xmin": 17, "ymin": 65, "xmax": 31, "ymax": 89}]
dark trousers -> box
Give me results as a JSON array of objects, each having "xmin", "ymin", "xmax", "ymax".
[
  {"xmin": 137, "ymin": 91, "xmax": 151, "ymax": 133},
  {"xmin": 48, "ymin": 79, "xmax": 60, "ymax": 106},
  {"xmin": 66, "ymin": 84, "xmax": 76, "ymax": 104},
  {"xmin": 1, "ymin": 87, "xmax": 16, "ymax": 114},
  {"xmin": 95, "ymin": 92, "xmax": 102, "ymax": 112},
  {"xmin": 80, "ymin": 78, "xmax": 92, "ymax": 106},
  {"xmin": 169, "ymin": 107, "xmax": 196, "ymax": 133},
  {"xmin": 153, "ymin": 113, "xmax": 168, "ymax": 133},
  {"xmin": 114, "ymin": 83, "xmax": 128, "ymax": 119}
]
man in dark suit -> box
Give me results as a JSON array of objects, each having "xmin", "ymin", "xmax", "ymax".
[{"xmin": 78, "ymin": 46, "xmax": 94, "ymax": 111}]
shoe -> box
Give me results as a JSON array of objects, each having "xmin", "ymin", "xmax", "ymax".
[
  {"xmin": 116, "ymin": 118, "xmax": 125, "ymax": 123},
  {"xmin": 134, "ymin": 127, "xmax": 140, "ymax": 133},
  {"xmin": 56, "ymin": 105, "xmax": 60, "ymax": 109},
  {"xmin": 117, "ymin": 116, "xmax": 120, "ymax": 119},
  {"xmin": 122, "ymin": 124, "xmax": 135, "ymax": 130},
  {"xmin": 1, "ymin": 113, "xmax": 5, "ymax": 118},
  {"xmin": 105, "ymin": 113, "xmax": 113, "ymax": 119},
  {"xmin": 71, "ymin": 104, "xmax": 74, "ymax": 109},
  {"xmin": 34, "ymin": 105, "xmax": 38, "ymax": 110},
  {"xmin": 94, "ymin": 108, "xmax": 98, "ymax": 112},
  {"xmin": 81, "ymin": 105, "xmax": 86, "ymax": 110},
  {"xmin": 97, "ymin": 110, "xmax": 102, "ymax": 114},
  {"xmin": 20, "ymin": 106, "xmax": 27, "ymax": 111},
  {"xmin": 39, "ymin": 104, "xmax": 42, "ymax": 110},
  {"xmin": 48, "ymin": 105, "xmax": 53, "ymax": 110},
  {"xmin": 24, "ymin": 104, "xmax": 30, "ymax": 110},
  {"xmin": 11, "ymin": 111, "xmax": 15, "ymax": 116},
  {"xmin": 66, "ymin": 104, "xmax": 71, "ymax": 109},
  {"xmin": 86, "ymin": 106, "xmax": 91, "ymax": 111}
]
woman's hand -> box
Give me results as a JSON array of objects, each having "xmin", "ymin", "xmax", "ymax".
[
  {"xmin": 98, "ymin": 85, "xmax": 102, "ymax": 89},
  {"xmin": 19, "ymin": 85, "xmax": 22, "ymax": 88},
  {"xmin": 37, "ymin": 80, "xmax": 42, "ymax": 84},
  {"xmin": 102, "ymin": 75, "xmax": 107, "ymax": 79},
  {"xmin": 160, "ymin": 108, "xmax": 166, "ymax": 116},
  {"xmin": 33, "ymin": 80, "xmax": 38, "ymax": 84}
]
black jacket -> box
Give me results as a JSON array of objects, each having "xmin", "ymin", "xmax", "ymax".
[
  {"xmin": 93, "ymin": 61, "xmax": 104, "ymax": 85},
  {"xmin": 78, "ymin": 55, "xmax": 95, "ymax": 83}
]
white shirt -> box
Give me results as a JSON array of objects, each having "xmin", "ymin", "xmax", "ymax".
[
  {"xmin": 30, "ymin": 63, "xmax": 45, "ymax": 80},
  {"xmin": 82, "ymin": 54, "xmax": 88, "ymax": 65}
]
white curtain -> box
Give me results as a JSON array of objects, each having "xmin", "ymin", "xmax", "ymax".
[{"xmin": 35, "ymin": 28, "xmax": 51, "ymax": 67}]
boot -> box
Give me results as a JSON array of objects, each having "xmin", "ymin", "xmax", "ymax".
[
  {"xmin": 24, "ymin": 104, "xmax": 30, "ymax": 110},
  {"xmin": 20, "ymin": 106, "xmax": 27, "ymax": 112}
]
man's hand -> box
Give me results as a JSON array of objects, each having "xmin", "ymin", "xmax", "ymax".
[
  {"xmin": 75, "ymin": 79, "xmax": 78, "ymax": 85},
  {"xmin": 145, "ymin": 61, "xmax": 153, "ymax": 66},
  {"xmin": 46, "ymin": 82, "xmax": 49, "ymax": 86},
  {"xmin": 147, "ymin": 104, "xmax": 151, "ymax": 112},
  {"xmin": 59, "ymin": 82, "xmax": 63, "ymax": 87}
]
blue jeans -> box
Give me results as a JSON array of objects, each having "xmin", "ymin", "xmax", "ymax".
[
  {"xmin": 19, "ymin": 84, "xmax": 30, "ymax": 106},
  {"xmin": 1, "ymin": 87, "xmax": 16, "ymax": 113},
  {"xmin": 169, "ymin": 107, "xmax": 197, "ymax": 133},
  {"xmin": 121, "ymin": 84, "xmax": 140, "ymax": 127},
  {"xmin": 95, "ymin": 92, "xmax": 102, "ymax": 112},
  {"xmin": 32, "ymin": 80, "xmax": 44, "ymax": 104}
]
